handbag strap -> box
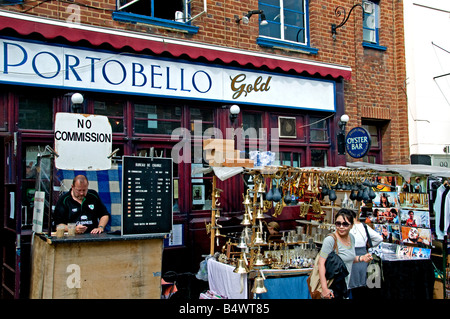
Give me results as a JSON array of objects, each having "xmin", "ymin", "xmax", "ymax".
[
  {"xmin": 363, "ymin": 223, "xmax": 373, "ymax": 248},
  {"xmin": 329, "ymin": 232, "xmax": 339, "ymax": 254}
]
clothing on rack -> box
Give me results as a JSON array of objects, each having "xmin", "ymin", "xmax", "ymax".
[{"xmin": 433, "ymin": 184, "xmax": 450, "ymax": 240}]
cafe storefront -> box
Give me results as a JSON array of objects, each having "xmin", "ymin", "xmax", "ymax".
[{"xmin": 0, "ymin": 10, "xmax": 352, "ymax": 298}]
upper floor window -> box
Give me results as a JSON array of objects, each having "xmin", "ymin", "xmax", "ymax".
[
  {"xmin": 362, "ymin": 1, "xmax": 386, "ymax": 50},
  {"xmin": 113, "ymin": 0, "xmax": 199, "ymax": 34},
  {"xmin": 309, "ymin": 116, "xmax": 329, "ymax": 142},
  {"xmin": 257, "ymin": 0, "xmax": 318, "ymax": 54}
]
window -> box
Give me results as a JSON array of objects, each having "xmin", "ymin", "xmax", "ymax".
[
  {"xmin": 309, "ymin": 116, "xmax": 329, "ymax": 142},
  {"xmin": 18, "ymin": 95, "xmax": 53, "ymax": 130},
  {"xmin": 134, "ymin": 104, "xmax": 182, "ymax": 135},
  {"xmin": 274, "ymin": 151, "xmax": 302, "ymax": 167},
  {"xmin": 362, "ymin": 122, "xmax": 383, "ymax": 163},
  {"xmin": 257, "ymin": 0, "xmax": 317, "ymax": 54},
  {"xmin": 112, "ymin": 0, "xmax": 199, "ymax": 34},
  {"xmin": 242, "ymin": 112, "xmax": 262, "ymax": 133},
  {"xmin": 94, "ymin": 100, "xmax": 125, "ymax": 133},
  {"xmin": 362, "ymin": 1, "xmax": 386, "ymax": 50},
  {"xmin": 190, "ymin": 107, "xmax": 214, "ymax": 137},
  {"xmin": 311, "ymin": 149, "xmax": 328, "ymax": 167}
]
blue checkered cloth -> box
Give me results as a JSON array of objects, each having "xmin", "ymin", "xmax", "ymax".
[{"xmin": 56, "ymin": 164, "xmax": 122, "ymax": 231}]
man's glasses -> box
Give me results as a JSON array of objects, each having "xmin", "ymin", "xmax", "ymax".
[{"xmin": 335, "ymin": 221, "xmax": 351, "ymax": 228}]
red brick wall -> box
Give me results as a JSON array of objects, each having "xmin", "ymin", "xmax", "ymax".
[{"xmin": 7, "ymin": 0, "xmax": 408, "ymax": 163}]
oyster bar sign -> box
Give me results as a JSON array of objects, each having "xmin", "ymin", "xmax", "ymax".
[{"xmin": 0, "ymin": 37, "xmax": 335, "ymax": 111}]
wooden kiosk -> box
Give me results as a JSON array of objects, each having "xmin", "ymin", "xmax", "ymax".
[
  {"xmin": 30, "ymin": 233, "xmax": 165, "ymax": 299},
  {"xmin": 30, "ymin": 155, "xmax": 173, "ymax": 299}
]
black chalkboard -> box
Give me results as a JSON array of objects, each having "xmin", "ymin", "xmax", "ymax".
[{"xmin": 121, "ymin": 156, "xmax": 173, "ymax": 236}]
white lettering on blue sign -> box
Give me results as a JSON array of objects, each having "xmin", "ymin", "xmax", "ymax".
[{"xmin": 345, "ymin": 127, "xmax": 371, "ymax": 158}]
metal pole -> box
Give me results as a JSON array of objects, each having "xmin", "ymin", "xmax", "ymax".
[{"xmin": 47, "ymin": 154, "xmax": 54, "ymax": 237}]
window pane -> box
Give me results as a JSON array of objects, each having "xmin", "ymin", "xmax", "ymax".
[
  {"xmin": 363, "ymin": 2, "xmax": 378, "ymax": 43},
  {"xmin": 363, "ymin": 29, "xmax": 376, "ymax": 43},
  {"xmin": 154, "ymin": 0, "xmax": 183, "ymax": 20},
  {"xmin": 284, "ymin": 0, "xmax": 304, "ymax": 12},
  {"xmin": 242, "ymin": 113, "xmax": 262, "ymax": 132},
  {"xmin": 19, "ymin": 95, "xmax": 53, "ymax": 130},
  {"xmin": 135, "ymin": 104, "xmax": 181, "ymax": 135},
  {"xmin": 285, "ymin": 25, "xmax": 305, "ymax": 43},
  {"xmin": 190, "ymin": 108, "xmax": 213, "ymax": 122},
  {"xmin": 362, "ymin": 124, "xmax": 379, "ymax": 147},
  {"xmin": 292, "ymin": 153, "xmax": 300, "ymax": 167},
  {"xmin": 94, "ymin": 100, "xmax": 124, "ymax": 133},
  {"xmin": 310, "ymin": 116, "xmax": 329, "ymax": 142},
  {"xmin": 311, "ymin": 149, "xmax": 327, "ymax": 167},
  {"xmin": 120, "ymin": 0, "xmax": 152, "ymax": 16},
  {"xmin": 259, "ymin": 3, "xmax": 281, "ymax": 39}
]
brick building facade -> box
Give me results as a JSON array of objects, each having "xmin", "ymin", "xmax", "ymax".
[{"xmin": 0, "ymin": 0, "xmax": 408, "ymax": 298}]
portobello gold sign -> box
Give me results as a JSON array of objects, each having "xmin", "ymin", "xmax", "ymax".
[{"xmin": 230, "ymin": 73, "xmax": 272, "ymax": 99}]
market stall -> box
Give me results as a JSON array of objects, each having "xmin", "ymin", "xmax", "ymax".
[
  {"xmin": 30, "ymin": 232, "xmax": 165, "ymax": 299},
  {"xmin": 201, "ymin": 142, "xmax": 450, "ymax": 299}
]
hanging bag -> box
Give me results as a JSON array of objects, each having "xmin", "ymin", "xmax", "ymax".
[{"xmin": 363, "ymin": 223, "xmax": 383, "ymax": 284}]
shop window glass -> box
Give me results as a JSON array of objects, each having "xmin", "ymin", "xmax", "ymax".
[
  {"xmin": 134, "ymin": 104, "xmax": 182, "ymax": 135},
  {"xmin": 94, "ymin": 100, "xmax": 124, "ymax": 133},
  {"xmin": 274, "ymin": 151, "xmax": 301, "ymax": 167},
  {"xmin": 191, "ymin": 163, "xmax": 213, "ymax": 211},
  {"xmin": 18, "ymin": 95, "xmax": 53, "ymax": 130},
  {"xmin": 309, "ymin": 116, "xmax": 329, "ymax": 142},
  {"xmin": 243, "ymin": 112, "xmax": 262, "ymax": 132},
  {"xmin": 136, "ymin": 146, "xmax": 180, "ymax": 212},
  {"xmin": 190, "ymin": 107, "xmax": 214, "ymax": 136},
  {"xmin": 311, "ymin": 149, "xmax": 328, "ymax": 167}
]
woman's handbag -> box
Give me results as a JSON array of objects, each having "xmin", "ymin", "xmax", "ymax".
[{"xmin": 307, "ymin": 233, "xmax": 338, "ymax": 299}]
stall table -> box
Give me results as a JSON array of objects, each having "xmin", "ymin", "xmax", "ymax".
[
  {"xmin": 30, "ymin": 232, "xmax": 165, "ymax": 299},
  {"xmin": 380, "ymin": 259, "xmax": 435, "ymax": 299},
  {"xmin": 207, "ymin": 258, "xmax": 312, "ymax": 299}
]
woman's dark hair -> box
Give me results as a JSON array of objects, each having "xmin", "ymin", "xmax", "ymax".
[{"xmin": 335, "ymin": 208, "xmax": 355, "ymax": 225}]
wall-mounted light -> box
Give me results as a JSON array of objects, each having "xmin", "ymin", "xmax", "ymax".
[
  {"xmin": 337, "ymin": 114, "xmax": 349, "ymax": 155},
  {"xmin": 236, "ymin": 10, "xmax": 268, "ymax": 26},
  {"xmin": 71, "ymin": 92, "xmax": 84, "ymax": 113},
  {"xmin": 331, "ymin": 2, "xmax": 372, "ymax": 40},
  {"xmin": 229, "ymin": 104, "xmax": 240, "ymax": 124}
]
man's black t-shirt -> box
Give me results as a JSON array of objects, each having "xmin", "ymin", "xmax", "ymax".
[{"xmin": 53, "ymin": 189, "xmax": 110, "ymax": 232}]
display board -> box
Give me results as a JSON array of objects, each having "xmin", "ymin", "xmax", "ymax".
[{"xmin": 122, "ymin": 156, "xmax": 173, "ymax": 236}]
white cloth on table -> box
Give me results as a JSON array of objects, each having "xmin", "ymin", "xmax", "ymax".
[{"xmin": 207, "ymin": 258, "xmax": 247, "ymax": 299}]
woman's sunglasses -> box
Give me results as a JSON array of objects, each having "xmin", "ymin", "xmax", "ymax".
[{"xmin": 335, "ymin": 221, "xmax": 351, "ymax": 228}]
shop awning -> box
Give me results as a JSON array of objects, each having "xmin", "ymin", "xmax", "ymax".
[
  {"xmin": 347, "ymin": 162, "xmax": 450, "ymax": 180},
  {"xmin": 0, "ymin": 10, "xmax": 352, "ymax": 80}
]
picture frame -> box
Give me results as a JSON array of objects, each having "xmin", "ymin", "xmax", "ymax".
[{"xmin": 192, "ymin": 184, "xmax": 205, "ymax": 205}]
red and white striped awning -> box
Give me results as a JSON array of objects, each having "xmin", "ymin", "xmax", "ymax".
[{"xmin": 0, "ymin": 10, "xmax": 352, "ymax": 80}]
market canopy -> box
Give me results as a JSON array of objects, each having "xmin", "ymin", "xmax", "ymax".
[
  {"xmin": 346, "ymin": 162, "xmax": 450, "ymax": 180},
  {"xmin": 193, "ymin": 162, "xmax": 450, "ymax": 182}
]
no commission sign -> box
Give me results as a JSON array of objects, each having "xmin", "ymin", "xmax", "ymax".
[
  {"xmin": 345, "ymin": 127, "xmax": 371, "ymax": 159},
  {"xmin": 55, "ymin": 112, "xmax": 112, "ymax": 170}
]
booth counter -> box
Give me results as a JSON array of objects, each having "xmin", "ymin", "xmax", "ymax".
[{"xmin": 30, "ymin": 232, "xmax": 165, "ymax": 299}]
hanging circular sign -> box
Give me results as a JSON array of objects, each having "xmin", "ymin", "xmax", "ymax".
[{"xmin": 345, "ymin": 127, "xmax": 371, "ymax": 158}]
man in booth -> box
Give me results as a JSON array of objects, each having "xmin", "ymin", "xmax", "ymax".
[{"xmin": 54, "ymin": 175, "xmax": 110, "ymax": 234}]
